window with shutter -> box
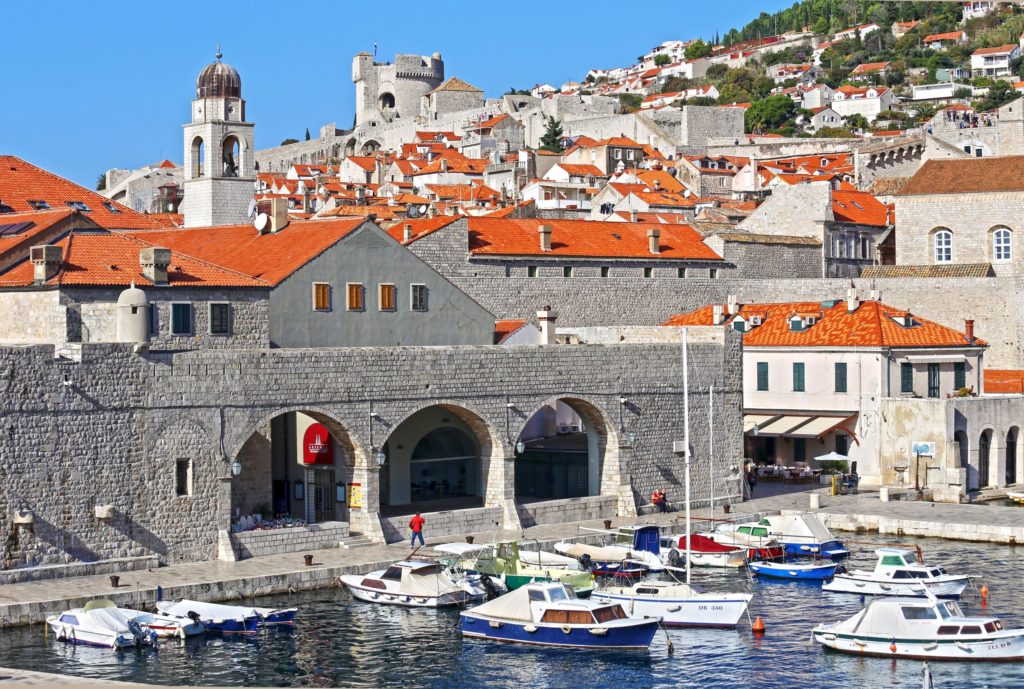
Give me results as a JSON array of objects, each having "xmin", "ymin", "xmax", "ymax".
[
  {"xmin": 347, "ymin": 283, "xmax": 364, "ymax": 311},
  {"xmin": 209, "ymin": 303, "xmax": 230, "ymax": 335},
  {"xmin": 379, "ymin": 284, "xmax": 396, "ymax": 311},
  {"xmin": 312, "ymin": 282, "xmax": 331, "ymax": 311},
  {"xmin": 756, "ymin": 362, "xmax": 769, "ymax": 391},
  {"xmin": 901, "ymin": 362, "xmax": 913, "ymax": 393},
  {"xmin": 793, "ymin": 362, "xmax": 805, "ymax": 392},
  {"xmin": 835, "ymin": 362, "xmax": 848, "ymax": 393},
  {"xmin": 954, "ymin": 361, "xmax": 966, "ymax": 390},
  {"xmin": 411, "ymin": 284, "xmax": 428, "ymax": 311},
  {"xmin": 171, "ymin": 303, "xmax": 192, "ymax": 335}
]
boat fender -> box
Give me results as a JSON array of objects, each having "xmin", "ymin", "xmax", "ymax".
[
  {"xmin": 524, "ymin": 625, "xmax": 538, "ymax": 633},
  {"xmin": 418, "ymin": 598, "xmax": 428, "ymax": 605},
  {"xmin": 386, "ymin": 595, "xmax": 395, "ymax": 601},
  {"xmin": 923, "ymin": 642, "xmax": 937, "ymax": 651},
  {"xmin": 588, "ymin": 627, "xmax": 608, "ymax": 636},
  {"xmin": 178, "ymin": 625, "xmax": 187, "ymax": 640},
  {"xmin": 405, "ymin": 597, "xmax": 412, "ymax": 603},
  {"xmin": 667, "ymin": 605, "xmax": 681, "ymax": 613},
  {"xmin": 853, "ymin": 639, "xmax": 867, "ymax": 647},
  {"xmin": 822, "ymin": 633, "xmax": 837, "ymax": 642},
  {"xmin": 561, "ymin": 626, "xmax": 572, "ymax": 635},
  {"xmin": 371, "ymin": 592, "xmax": 380, "ymax": 599},
  {"xmin": 955, "ymin": 641, "xmax": 973, "ymax": 653},
  {"xmin": 488, "ymin": 620, "xmax": 504, "ymax": 629},
  {"xmin": 890, "ymin": 641, "xmax": 897, "ymax": 654}
]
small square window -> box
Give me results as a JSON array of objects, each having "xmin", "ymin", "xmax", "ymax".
[
  {"xmin": 643, "ymin": 267, "xmax": 653, "ymax": 278},
  {"xmin": 563, "ymin": 266, "xmax": 573, "ymax": 277},
  {"xmin": 209, "ymin": 303, "xmax": 230, "ymax": 335},
  {"xmin": 346, "ymin": 283, "xmax": 364, "ymax": 311},
  {"xmin": 527, "ymin": 266, "xmax": 538, "ymax": 277},
  {"xmin": 379, "ymin": 283, "xmax": 396, "ymax": 311},
  {"xmin": 170, "ymin": 303, "xmax": 192, "ymax": 336},
  {"xmin": 102, "ymin": 201, "xmax": 121, "ymax": 214},
  {"xmin": 411, "ymin": 284, "xmax": 428, "ymax": 311},
  {"xmin": 600, "ymin": 266, "xmax": 610, "ymax": 277},
  {"xmin": 312, "ymin": 282, "xmax": 331, "ymax": 311},
  {"xmin": 709, "ymin": 268, "xmax": 718, "ymax": 279},
  {"xmin": 677, "ymin": 267, "xmax": 686, "ymax": 279},
  {"xmin": 175, "ymin": 458, "xmax": 192, "ymax": 496},
  {"xmin": 28, "ymin": 200, "xmax": 51, "ymax": 210}
]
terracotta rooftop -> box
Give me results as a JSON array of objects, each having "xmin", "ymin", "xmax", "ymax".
[
  {"xmin": 429, "ymin": 77, "xmax": 482, "ymax": 94},
  {"xmin": 831, "ymin": 190, "xmax": 891, "ymax": 226},
  {"xmin": 554, "ymin": 164, "xmax": 606, "ymax": 177},
  {"xmin": 494, "ymin": 319, "xmax": 528, "ymax": 344},
  {"xmin": 0, "ymin": 155, "xmax": 164, "ymax": 230},
  {"xmin": 466, "ymin": 218, "xmax": 722, "ymax": 261},
  {"xmin": 385, "ymin": 216, "xmax": 460, "ymax": 244},
  {"xmin": 984, "ymin": 369, "xmax": 1024, "ymax": 395},
  {"xmin": 123, "ymin": 218, "xmax": 365, "ymax": 285},
  {"xmin": 663, "ymin": 300, "xmax": 987, "ymax": 348},
  {"xmin": 897, "ymin": 157, "xmax": 1024, "ymax": 195},
  {"xmin": 860, "ymin": 264, "xmax": 995, "ymax": 278}
]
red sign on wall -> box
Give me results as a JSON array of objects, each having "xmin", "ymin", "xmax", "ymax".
[{"xmin": 302, "ymin": 423, "xmax": 334, "ymax": 465}]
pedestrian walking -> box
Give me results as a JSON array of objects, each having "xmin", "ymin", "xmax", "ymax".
[{"xmin": 409, "ymin": 512, "xmax": 425, "ymax": 547}]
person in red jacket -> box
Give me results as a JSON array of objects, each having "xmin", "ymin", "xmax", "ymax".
[{"xmin": 409, "ymin": 512, "xmax": 425, "ymax": 547}]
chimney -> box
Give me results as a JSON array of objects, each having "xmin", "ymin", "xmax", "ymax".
[
  {"xmin": 440, "ymin": 159, "xmax": 448, "ymax": 172},
  {"xmin": 538, "ymin": 223, "xmax": 552, "ymax": 251},
  {"xmin": 653, "ymin": 179, "xmax": 661, "ymax": 191},
  {"xmin": 139, "ymin": 247, "xmax": 171, "ymax": 285},
  {"xmin": 847, "ymin": 286, "xmax": 860, "ymax": 313},
  {"xmin": 537, "ymin": 306, "xmax": 558, "ymax": 345},
  {"xmin": 712, "ymin": 304, "xmax": 724, "ymax": 325},
  {"xmin": 403, "ymin": 223, "xmax": 413, "ymax": 242},
  {"xmin": 629, "ymin": 210, "xmax": 638, "ymax": 223},
  {"xmin": 726, "ymin": 294, "xmax": 739, "ymax": 315},
  {"xmin": 965, "ymin": 319, "xmax": 975, "ymax": 344},
  {"xmin": 869, "ymin": 288, "xmax": 881, "ymax": 302},
  {"xmin": 270, "ymin": 197, "xmax": 289, "ymax": 233},
  {"xmin": 647, "ymin": 228, "xmax": 661, "ymax": 254},
  {"xmin": 30, "ymin": 245, "xmax": 62, "ymax": 284}
]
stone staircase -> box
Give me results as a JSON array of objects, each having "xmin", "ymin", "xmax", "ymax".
[{"xmin": 338, "ymin": 532, "xmax": 375, "ymax": 550}]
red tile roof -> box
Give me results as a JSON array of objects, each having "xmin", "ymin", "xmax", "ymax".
[
  {"xmin": 555, "ymin": 164, "xmax": 606, "ymax": 177},
  {"xmin": 984, "ymin": 369, "xmax": 1024, "ymax": 394},
  {"xmin": 123, "ymin": 218, "xmax": 365, "ymax": 285},
  {"xmin": 0, "ymin": 155, "xmax": 164, "ymax": 229},
  {"xmin": 385, "ymin": 216, "xmax": 460, "ymax": 244},
  {"xmin": 663, "ymin": 300, "xmax": 986, "ymax": 348},
  {"xmin": 494, "ymin": 319, "xmax": 527, "ymax": 344},
  {"xmin": 466, "ymin": 218, "xmax": 721, "ymax": 260},
  {"xmin": 345, "ymin": 156, "xmax": 377, "ymax": 172},
  {"xmin": 157, "ymin": 159, "xmax": 177, "ymax": 169},
  {"xmin": 0, "ymin": 231, "xmax": 268, "ymax": 288},
  {"xmin": 831, "ymin": 190, "xmax": 891, "ymax": 226},
  {"xmin": 851, "ymin": 61, "xmax": 891, "ymax": 74},
  {"xmin": 897, "ymin": 157, "xmax": 1024, "ymax": 195},
  {"xmin": 924, "ymin": 31, "xmax": 965, "ymax": 43},
  {"xmin": 973, "ymin": 44, "xmax": 1018, "ymax": 56},
  {"xmin": 0, "ymin": 209, "xmax": 79, "ymax": 256}
]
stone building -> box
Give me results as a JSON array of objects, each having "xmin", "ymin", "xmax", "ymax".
[
  {"xmin": 894, "ymin": 156, "xmax": 1024, "ymax": 277},
  {"xmin": 178, "ymin": 52, "xmax": 255, "ymax": 227},
  {"xmin": 353, "ymin": 51, "xmax": 445, "ymax": 126}
]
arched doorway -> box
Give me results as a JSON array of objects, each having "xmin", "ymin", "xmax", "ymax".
[
  {"xmin": 222, "ymin": 135, "xmax": 241, "ymax": 177},
  {"xmin": 232, "ymin": 410, "xmax": 356, "ymax": 527},
  {"xmin": 978, "ymin": 429, "xmax": 993, "ymax": 489},
  {"xmin": 379, "ymin": 92, "xmax": 396, "ymax": 111},
  {"xmin": 378, "ymin": 405, "xmax": 491, "ymax": 516},
  {"xmin": 1007, "ymin": 427, "xmax": 1019, "ymax": 485},
  {"xmin": 360, "ymin": 139, "xmax": 381, "ymax": 155},
  {"xmin": 344, "ymin": 138, "xmax": 357, "ymax": 157},
  {"xmin": 514, "ymin": 397, "xmax": 615, "ymax": 503},
  {"xmin": 954, "ymin": 430, "xmax": 974, "ymax": 491}
]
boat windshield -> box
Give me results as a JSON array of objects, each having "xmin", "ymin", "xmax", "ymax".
[
  {"xmin": 593, "ymin": 605, "xmax": 626, "ymax": 623},
  {"xmin": 528, "ymin": 589, "xmax": 547, "ymax": 602},
  {"xmin": 381, "ymin": 567, "xmax": 403, "ymax": 581},
  {"xmin": 615, "ymin": 530, "xmax": 632, "ymax": 545},
  {"xmin": 929, "ymin": 569, "xmax": 942, "ymax": 577},
  {"xmin": 944, "ymin": 602, "xmax": 964, "ymax": 617},
  {"xmin": 900, "ymin": 606, "xmax": 937, "ymax": 620},
  {"xmin": 548, "ymin": 586, "xmax": 569, "ymax": 602}
]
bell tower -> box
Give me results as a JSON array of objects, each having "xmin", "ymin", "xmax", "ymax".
[{"xmin": 180, "ymin": 49, "xmax": 255, "ymax": 227}]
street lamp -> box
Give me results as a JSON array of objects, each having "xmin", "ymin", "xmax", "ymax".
[
  {"xmin": 230, "ymin": 460, "xmax": 242, "ymax": 477},
  {"xmin": 515, "ymin": 440, "xmax": 525, "ymax": 454},
  {"xmin": 375, "ymin": 449, "xmax": 387, "ymax": 467}
]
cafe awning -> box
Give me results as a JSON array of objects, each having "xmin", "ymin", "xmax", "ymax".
[
  {"xmin": 743, "ymin": 414, "xmax": 778, "ymax": 433},
  {"xmin": 745, "ymin": 413, "xmax": 856, "ymax": 438},
  {"xmin": 904, "ymin": 354, "xmax": 968, "ymax": 363},
  {"xmin": 754, "ymin": 415, "xmax": 815, "ymax": 437}
]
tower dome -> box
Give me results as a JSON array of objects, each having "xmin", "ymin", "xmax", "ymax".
[{"xmin": 196, "ymin": 50, "xmax": 241, "ymax": 99}]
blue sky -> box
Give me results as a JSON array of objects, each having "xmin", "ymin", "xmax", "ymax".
[{"xmin": 0, "ymin": 1, "xmax": 792, "ymax": 187}]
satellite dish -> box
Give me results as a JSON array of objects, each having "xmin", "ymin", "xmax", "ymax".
[
  {"xmin": 418, "ymin": 205, "xmax": 428, "ymax": 214},
  {"xmin": 253, "ymin": 213, "xmax": 269, "ymax": 232},
  {"xmin": 246, "ymin": 199, "xmax": 257, "ymax": 218},
  {"xmin": 407, "ymin": 206, "xmax": 421, "ymax": 218}
]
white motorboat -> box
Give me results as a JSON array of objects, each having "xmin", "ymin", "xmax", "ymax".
[
  {"xmin": 340, "ymin": 560, "xmax": 474, "ymax": 607},
  {"xmin": 432, "ymin": 544, "xmax": 508, "ymax": 601},
  {"xmin": 46, "ymin": 599, "xmax": 156, "ymax": 649},
  {"xmin": 156, "ymin": 599, "xmax": 260, "ymax": 633},
  {"xmin": 823, "ymin": 548, "xmax": 971, "ymax": 598},
  {"xmin": 813, "ymin": 594, "xmax": 1024, "ymax": 660},
  {"xmin": 592, "ymin": 580, "xmax": 752, "ymax": 628},
  {"xmin": 756, "ymin": 513, "xmax": 849, "ymax": 560},
  {"xmin": 709, "ymin": 523, "xmax": 786, "ymax": 560},
  {"xmin": 661, "ymin": 534, "xmax": 746, "ymax": 569},
  {"xmin": 119, "ymin": 607, "xmax": 205, "ymax": 638},
  {"xmin": 554, "ymin": 525, "xmax": 664, "ymax": 574}
]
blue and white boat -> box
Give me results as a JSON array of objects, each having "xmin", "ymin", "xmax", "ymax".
[
  {"xmin": 554, "ymin": 525, "xmax": 665, "ymax": 575},
  {"xmin": 156, "ymin": 599, "xmax": 260, "ymax": 634},
  {"xmin": 253, "ymin": 606, "xmax": 298, "ymax": 626},
  {"xmin": 748, "ymin": 559, "xmax": 838, "ymax": 581},
  {"xmin": 460, "ymin": 581, "xmax": 659, "ymax": 650},
  {"xmin": 753, "ymin": 514, "xmax": 848, "ymax": 560}
]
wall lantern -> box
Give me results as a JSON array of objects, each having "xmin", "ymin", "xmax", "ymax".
[
  {"xmin": 230, "ymin": 460, "xmax": 242, "ymax": 477},
  {"xmin": 515, "ymin": 441, "xmax": 526, "ymax": 454},
  {"xmin": 375, "ymin": 449, "xmax": 387, "ymax": 467}
]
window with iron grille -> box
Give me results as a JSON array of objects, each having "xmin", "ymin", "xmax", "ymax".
[{"xmin": 209, "ymin": 303, "xmax": 230, "ymax": 335}]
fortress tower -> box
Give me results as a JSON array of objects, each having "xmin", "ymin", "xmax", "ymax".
[
  {"xmin": 352, "ymin": 52, "xmax": 445, "ymax": 126},
  {"xmin": 180, "ymin": 50, "xmax": 255, "ymax": 227}
]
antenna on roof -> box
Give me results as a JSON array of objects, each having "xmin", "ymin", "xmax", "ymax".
[{"xmin": 246, "ymin": 199, "xmax": 257, "ymax": 219}]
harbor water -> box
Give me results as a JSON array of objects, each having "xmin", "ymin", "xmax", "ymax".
[{"xmin": 1, "ymin": 534, "xmax": 1022, "ymax": 688}]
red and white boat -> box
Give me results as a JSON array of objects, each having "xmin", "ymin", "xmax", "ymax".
[{"xmin": 662, "ymin": 534, "xmax": 746, "ymax": 569}]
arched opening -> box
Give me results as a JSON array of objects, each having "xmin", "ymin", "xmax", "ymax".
[
  {"xmin": 1007, "ymin": 427, "xmax": 1019, "ymax": 485},
  {"xmin": 360, "ymin": 139, "xmax": 381, "ymax": 155},
  {"xmin": 379, "ymin": 92, "xmax": 396, "ymax": 111},
  {"xmin": 954, "ymin": 429, "xmax": 973, "ymax": 490},
  {"xmin": 514, "ymin": 397, "xmax": 616, "ymax": 504},
  {"xmin": 344, "ymin": 138, "xmax": 357, "ymax": 157},
  {"xmin": 232, "ymin": 410, "xmax": 356, "ymax": 528},
  {"xmin": 222, "ymin": 135, "xmax": 241, "ymax": 177},
  {"xmin": 978, "ymin": 429, "xmax": 993, "ymax": 489},
  {"xmin": 932, "ymin": 228, "xmax": 953, "ymax": 264},
  {"xmin": 378, "ymin": 404, "xmax": 491, "ymax": 516},
  {"xmin": 991, "ymin": 226, "xmax": 1013, "ymax": 263},
  {"xmin": 191, "ymin": 136, "xmax": 205, "ymax": 179}
]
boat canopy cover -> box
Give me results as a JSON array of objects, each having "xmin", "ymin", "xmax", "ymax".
[
  {"xmin": 518, "ymin": 549, "xmax": 580, "ymax": 568},
  {"xmin": 676, "ymin": 534, "xmax": 740, "ymax": 553},
  {"xmin": 829, "ymin": 598, "xmax": 937, "ymax": 637},
  {"xmin": 432, "ymin": 543, "xmax": 486, "ymax": 556},
  {"xmin": 761, "ymin": 514, "xmax": 834, "ymax": 543},
  {"xmin": 563, "ymin": 543, "xmax": 631, "ymax": 561},
  {"xmin": 80, "ymin": 606, "xmax": 134, "ymax": 633},
  {"xmin": 157, "ymin": 600, "xmax": 259, "ymax": 620},
  {"xmin": 465, "ymin": 586, "xmax": 537, "ymax": 622},
  {"xmin": 400, "ymin": 567, "xmax": 462, "ymax": 597},
  {"xmin": 83, "ymin": 599, "xmax": 117, "ymax": 611}
]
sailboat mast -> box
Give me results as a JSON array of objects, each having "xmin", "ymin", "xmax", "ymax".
[
  {"xmin": 709, "ymin": 384, "xmax": 715, "ymax": 513},
  {"xmin": 683, "ymin": 328, "xmax": 691, "ymax": 585}
]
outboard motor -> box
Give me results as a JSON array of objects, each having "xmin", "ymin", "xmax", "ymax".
[
  {"xmin": 668, "ymin": 549, "xmax": 684, "ymax": 569},
  {"xmin": 126, "ymin": 617, "xmax": 152, "ymax": 647},
  {"xmin": 579, "ymin": 553, "xmax": 593, "ymax": 572},
  {"xmin": 186, "ymin": 610, "xmax": 202, "ymax": 623},
  {"xmin": 479, "ymin": 574, "xmax": 500, "ymax": 601}
]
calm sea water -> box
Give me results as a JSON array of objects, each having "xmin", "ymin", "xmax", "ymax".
[{"xmin": 2, "ymin": 534, "xmax": 1023, "ymax": 688}]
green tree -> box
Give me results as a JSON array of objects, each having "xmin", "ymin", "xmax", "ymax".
[
  {"xmin": 280, "ymin": 138, "xmax": 300, "ymax": 146},
  {"xmin": 706, "ymin": 63, "xmax": 730, "ymax": 81},
  {"xmin": 617, "ymin": 94, "xmax": 643, "ymax": 112},
  {"xmin": 684, "ymin": 39, "xmax": 712, "ymax": 60},
  {"xmin": 539, "ymin": 116, "xmax": 565, "ymax": 152},
  {"xmin": 814, "ymin": 126, "xmax": 857, "ymax": 138},
  {"xmin": 654, "ymin": 54, "xmax": 671, "ymax": 67},
  {"xmin": 976, "ymin": 80, "xmax": 1022, "ymax": 111},
  {"xmin": 95, "ymin": 173, "xmax": 106, "ymax": 191},
  {"xmin": 305, "ymin": 128, "xmax": 311, "ymax": 141},
  {"xmin": 844, "ymin": 113, "xmax": 871, "ymax": 131},
  {"xmin": 744, "ymin": 95, "xmax": 798, "ymax": 132}
]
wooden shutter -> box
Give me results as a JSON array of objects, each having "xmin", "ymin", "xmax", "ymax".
[
  {"xmin": 347, "ymin": 283, "xmax": 363, "ymax": 310},
  {"xmin": 379, "ymin": 284, "xmax": 396, "ymax": 310}
]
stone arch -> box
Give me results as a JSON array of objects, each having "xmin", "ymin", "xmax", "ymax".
[
  {"xmin": 190, "ymin": 136, "xmax": 205, "ymax": 179},
  {"xmin": 978, "ymin": 427, "xmax": 994, "ymax": 489},
  {"xmin": 344, "ymin": 138, "xmax": 357, "ymax": 157},
  {"xmin": 1007, "ymin": 426, "xmax": 1020, "ymax": 486},
  {"xmin": 954, "ymin": 429, "xmax": 972, "ymax": 490},
  {"xmin": 512, "ymin": 395, "xmax": 624, "ymax": 505},
  {"xmin": 221, "ymin": 134, "xmax": 242, "ymax": 177},
  {"xmin": 377, "ymin": 401, "xmax": 505, "ymax": 515},
  {"xmin": 360, "ymin": 139, "xmax": 381, "ymax": 155}
]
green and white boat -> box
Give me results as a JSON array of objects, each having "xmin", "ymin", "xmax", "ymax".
[{"xmin": 448, "ymin": 541, "xmax": 594, "ymax": 597}]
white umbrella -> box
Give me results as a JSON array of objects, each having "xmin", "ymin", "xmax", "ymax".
[{"xmin": 814, "ymin": 451, "xmax": 849, "ymax": 462}]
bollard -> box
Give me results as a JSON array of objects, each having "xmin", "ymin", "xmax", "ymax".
[
  {"xmin": 723, "ymin": 504, "xmax": 731, "ymax": 514},
  {"xmin": 109, "ymin": 575, "xmax": 120, "ymax": 588},
  {"xmin": 809, "ymin": 493, "xmax": 821, "ymax": 510},
  {"xmin": 465, "ymin": 535, "xmax": 475, "ymax": 544},
  {"xmin": 603, "ymin": 519, "xmax": 612, "ymax": 530},
  {"xmin": 304, "ymin": 554, "xmax": 314, "ymax": 567}
]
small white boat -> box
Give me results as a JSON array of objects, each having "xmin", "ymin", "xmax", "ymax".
[
  {"xmin": 119, "ymin": 607, "xmax": 205, "ymax": 638},
  {"xmin": 823, "ymin": 548, "xmax": 971, "ymax": 598},
  {"xmin": 755, "ymin": 513, "xmax": 848, "ymax": 560},
  {"xmin": 813, "ymin": 594, "xmax": 1024, "ymax": 660},
  {"xmin": 431, "ymin": 543, "xmax": 508, "ymax": 600},
  {"xmin": 592, "ymin": 580, "xmax": 751, "ymax": 628},
  {"xmin": 662, "ymin": 534, "xmax": 746, "ymax": 569},
  {"xmin": 340, "ymin": 560, "xmax": 474, "ymax": 607},
  {"xmin": 156, "ymin": 600, "xmax": 260, "ymax": 633},
  {"xmin": 46, "ymin": 599, "xmax": 156, "ymax": 649}
]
